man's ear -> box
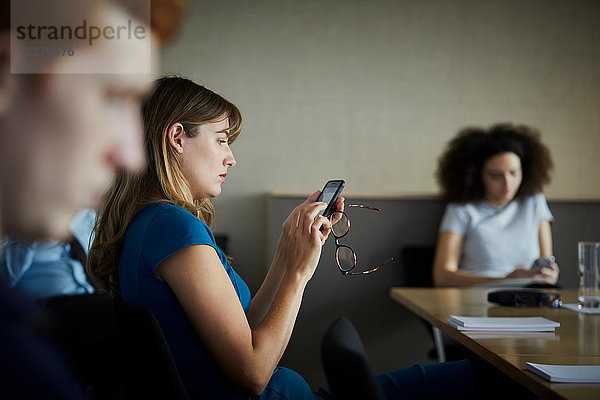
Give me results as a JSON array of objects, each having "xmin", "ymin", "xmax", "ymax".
[{"xmin": 167, "ymin": 123, "xmax": 185, "ymax": 154}]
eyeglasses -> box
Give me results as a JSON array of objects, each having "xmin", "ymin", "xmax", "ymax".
[{"xmin": 329, "ymin": 204, "xmax": 394, "ymax": 276}]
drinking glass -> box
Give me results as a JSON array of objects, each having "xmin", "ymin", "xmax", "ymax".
[{"xmin": 578, "ymin": 241, "xmax": 600, "ymax": 308}]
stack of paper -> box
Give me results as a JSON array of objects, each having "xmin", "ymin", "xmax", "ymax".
[
  {"xmin": 526, "ymin": 362, "xmax": 600, "ymax": 383},
  {"xmin": 465, "ymin": 331, "xmax": 559, "ymax": 340},
  {"xmin": 447, "ymin": 316, "xmax": 560, "ymax": 332},
  {"xmin": 561, "ymin": 303, "xmax": 600, "ymax": 315}
]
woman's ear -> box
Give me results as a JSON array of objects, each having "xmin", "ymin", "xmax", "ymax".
[{"xmin": 167, "ymin": 123, "xmax": 185, "ymax": 154}]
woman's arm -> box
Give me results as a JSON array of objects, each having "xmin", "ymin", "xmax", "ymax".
[
  {"xmin": 157, "ymin": 197, "xmax": 331, "ymax": 395},
  {"xmin": 246, "ymin": 243, "xmax": 287, "ymax": 330},
  {"xmin": 432, "ymin": 231, "xmax": 502, "ymax": 287},
  {"xmin": 539, "ymin": 220, "xmax": 553, "ymax": 257},
  {"xmin": 247, "ymin": 194, "xmax": 343, "ymax": 329},
  {"xmin": 536, "ymin": 220, "xmax": 559, "ymax": 284},
  {"xmin": 433, "ymin": 222, "xmax": 559, "ymax": 287}
]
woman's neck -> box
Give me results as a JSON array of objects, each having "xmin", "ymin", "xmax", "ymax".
[{"xmin": 483, "ymin": 197, "xmax": 513, "ymax": 209}]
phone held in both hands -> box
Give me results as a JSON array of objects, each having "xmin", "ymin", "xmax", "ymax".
[
  {"xmin": 316, "ymin": 179, "xmax": 345, "ymax": 218},
  {"xmin": 531, "ymin": 256, "xmax": 556, "ymax": 272}
]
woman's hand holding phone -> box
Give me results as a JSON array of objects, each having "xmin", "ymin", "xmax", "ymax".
[
  {"xmin": 531, "ymin": 256, "xmax": 555, "ymax": 272},
  {"xmin": 276, "ymin": 191, "xmax": 330, "ymax": 282},
  {"xmin": 531, "ymin": 257, "xmax": 559, "ymax": 284},
  {"xmin": 277, "ymin": 181, "xmax": 346, "ymax": 281},
  {"xmin": 507, "ymin": 257, "xmax": 559, "ymax": 285}
]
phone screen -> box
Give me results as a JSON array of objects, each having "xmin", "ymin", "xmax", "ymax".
[
  {"xmin": 319, "ymin": 186, "xmax": 337, "ymax": 204},
  {"xmin": 316, "ymin": 180, "xmax": 344, "ymax": 218}
]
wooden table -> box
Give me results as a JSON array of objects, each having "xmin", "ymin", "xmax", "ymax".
[{"xmin": 389, "ymin": 287, "xmax": 600, "ymax": 400}]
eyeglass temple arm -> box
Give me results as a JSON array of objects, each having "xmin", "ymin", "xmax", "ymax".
[
  {"xmin": 345, "ymin": 204, "xmax": 381, "ymax": 211},
  {"xmin": 343, "ymin": 257, "xmax": 394, "ymax": 275}
]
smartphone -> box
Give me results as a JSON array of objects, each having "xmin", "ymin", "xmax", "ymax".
[
  {"xmin": 531, "ymin": 256, "xmax": 556, "ymax": 272},
  {"xmin": 316, "ymin": 179, "xmax": 345, "ymax": 218}
]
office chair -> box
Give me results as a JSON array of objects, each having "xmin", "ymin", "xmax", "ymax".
[
  {"xmin": 400, "ymin": 245, "xmax": 477, "ymax": 363},
  {"xmin": 321, "ymin": 317, "xmax": 386, "ymax": 400},
  {"xmin": 42, "ymin": 293, "xmax": 188, "ymax": 400},
  {"xmin": 401, "ymin": 245, "xmax": 435, "ymax": 288},
  {"xmin": 400, "ymin": 245, "xmax": 446, "ymax": 360}
]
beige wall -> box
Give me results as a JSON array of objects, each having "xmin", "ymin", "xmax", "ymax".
[{"xmin": 161, "ymin": 0, "xmax": 600, "ymax": 288}]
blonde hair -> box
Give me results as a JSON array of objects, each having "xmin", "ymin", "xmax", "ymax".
[{"xmin": 87, "ymin": 76, "xmax": 242, "ymax": 294}]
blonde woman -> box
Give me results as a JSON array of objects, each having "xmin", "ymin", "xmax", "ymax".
[{"xmin": 89, "ymin": 76, "xmax": 475, "ymax": 400}]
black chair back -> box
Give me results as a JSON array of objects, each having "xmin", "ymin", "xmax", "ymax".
[
  {"xmin": 321, "ymin": 317, "xmax": 385, "ymax": 400},
  {"xmin": 401, "ymin": 245, "xmax": 435, "ymax": 287},
  {"xmin": 42, "ymin": 293, "xmax": 188, "ymax": 400}
]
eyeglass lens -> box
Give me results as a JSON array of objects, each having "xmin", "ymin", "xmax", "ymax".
[
  {"xmin": 336, "ymin": 246, "xmax": 355, "ymax": 271},
  {"xmin": 331, "ymin": 211, "xmax": 349, "ymax": 237}
]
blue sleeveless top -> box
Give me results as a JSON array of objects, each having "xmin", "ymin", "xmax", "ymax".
[{"xmin": 118, "ymin": 203, "xmax": 316, "ymax": 400}]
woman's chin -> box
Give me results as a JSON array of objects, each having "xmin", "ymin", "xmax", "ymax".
[
  {"xmin": 212, "ymin": 186, "xmax": 223, "ymax": 197},
  {"xmin": 486, "ymin": 195, "xmax": 514, "ymax": 206},
  {"xmin": 196, "ymin": 189, "xmax": 221, "ymax": 199}
]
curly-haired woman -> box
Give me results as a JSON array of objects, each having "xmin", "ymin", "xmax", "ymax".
[{"xmin": 433, "ymin": 123, "xmax": 559, "ymax": 287}]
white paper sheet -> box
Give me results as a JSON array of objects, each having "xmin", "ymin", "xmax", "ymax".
[
  {"xmin": 447, "ymin": 316, "xmax": 560, "ymax": 331},
  {"xmin": 464, "ymin": 331, "xmax": 559, "ymax": 340},
  {"xmin": 526, "ymin": 362, "xmax": 600, "ymax": 383},
  {"xmin": 561, "ymin": 303, "xmax": 600, "ymax": 314}
]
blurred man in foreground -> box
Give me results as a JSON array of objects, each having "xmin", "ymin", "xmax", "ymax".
[{"xmin": 0, "ymin": 0, "xmax": 185, "ymax": 397}]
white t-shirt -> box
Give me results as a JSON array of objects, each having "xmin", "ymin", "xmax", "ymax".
[{"xmin": 439, "ymin": 193, "xmax": 553, "ymax": 278}]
